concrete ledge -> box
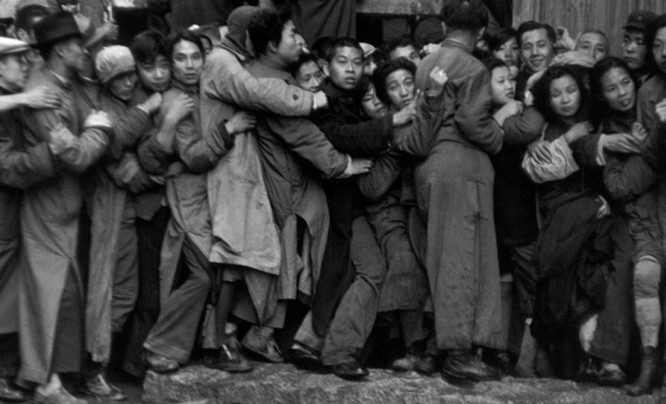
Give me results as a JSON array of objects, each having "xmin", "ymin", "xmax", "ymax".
[{"xmin": 144, "ymin": 363, "xmax": 658, "ymax": 403}]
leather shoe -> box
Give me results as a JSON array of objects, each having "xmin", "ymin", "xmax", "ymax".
[
  {"xmin": 82, "ymin": 370, "xmax": 126, "ymax": 401},
  {"xmin": 441, "ymin": 350, "xmax": 497, "ymax": 381},
  {"xmin": 415, "ymin": 353, "xmax": 438, "ymax": 375},
  {"xmin": 287, "ymin": 344, "xmax": 321, "ymax": 371},
  {"xmin": 576, "ymin": 356, "xmax": 598, "ymax": 384},
  {"xmin": 146, "ymin": 351, "xmax": 179, "ymax": 374},
  {"xmin": 0, "ymin": 378, "xmax": 27, "ymax": 402},
  {"xmin": 204, "ymin": 339, "xmax": 253, "ymax": 373},
  {"xmin": 242, "ymin": 326, "xmax": 283, "ymax": 363},
  {"xmin": 34, "ymin": 386, "xmax": 86, "ymax": 404},
  {"xmin": 332, "ymin": 361, "xmax": 369, "ymax": 381},
  {"xmin": 392, "ymin": 354, "xmax": 418, "ymax": 372},
  {"xmin": 597, "ymin": 363, "xmax": 625, "ymax": 387}
]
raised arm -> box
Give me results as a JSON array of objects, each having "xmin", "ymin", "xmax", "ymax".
[{"xmin": 202, "ymin": 49, "xmax": 313, "ymax": 116}]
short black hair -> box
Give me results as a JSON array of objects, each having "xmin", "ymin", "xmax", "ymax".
[
  {"xmin": 488, "ymin": 28, "xmax": 517, "ymax": 53},
  {"xmin": 645, "ymin": 14, "xmax": 666, "ymax": 75},
  {"xmin": 15, "ymin": 4, "xmax": 50, "ymax": 33},
  {"xmin": 325, "ymin": 37, "xmax": 363, "ymax": 63},
  {"xmin": 247, "ymin": 8, "xmax": 292, "ymax": 56},
  {"xmin": 290, "ymin": 52, "xmax": 319, "ymax": 77},
  {"xmin": 516, "ymin": 21, "xmax": 556, "ymax": 47},
  {"xmin": 165, "ymin": 30, "xmax": 205, "ymax": 60},
  {"xmin": 311, "ymin": 36, "xmax": 334, "ymax": 61},
  {"xmin": 383, "ymin": 36, "xmax": 416, "ymax": 59},
  {"xmin": 130, "ymin": 30, "xmax": 167, "ymax": 65},
  {"xmin": 444, "ymin": 1, "xmax": 488, "ymax": 33},
  {"xmin": 532, "ymin": 66, "xmax": 587, "ymax": 123},
  {"xmin": 372, "ymin": 57, "xmax": 416, "ymax": 105},
  {"xmin": 482, "ymin": 57, "xmax": 509, "ymax": 74}
]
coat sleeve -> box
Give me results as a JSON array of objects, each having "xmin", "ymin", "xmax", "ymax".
[
  {"xmin": 522, "ymin": 136, "xmax": 580, "ymax": 183},
  {"xmin": 311, "ymin": 107, "xmax": 392, "ymax": 155},
  {"xmin": 263, "ymin": 114, "xmax": 349, "ymax": 179},
  {"xmin": 137, "ymin": 126, "xmax": 172, "ymax": 175},
  {"xmin": 106, "ymin": 107, "xmax": 152, "ymax": 161},
  {"xmin": 503, "ymin": 107, "xmax": 546, "ymax": 145},
  {"xmin": 392, "ymin": 94, "xmax": 446, "ymax": 158},
  {"xmin": 108, "ymin": 153, "xmax": 165, "ymax": 193},
  {"xmin": 24, "ymin": 107, "xmax": 109, "ymax": 174},
  {"xmin": 604, "ymin": 154, "xmax": 657, "ymax": 201},
  {"xmin": 638, "ymin": 84, "xmax": 666, "ymax": 171},
  {"xmin": 202, "ymin": 49, "xmax": 313, "ymax": 116},
  {"xmin": 174, "ymin": 116, "xmax": 229, "ymax": 174},
  {"xmin": 357, "ymin": 150, "xmax": 402, "ymax": 202},
  {"xmin": 453, "ymin": 67, "xmax": 504, "ymax": 154},
  {"xmin": 0, "ymin": 128, "xmax": 55, "ymax": 189}
]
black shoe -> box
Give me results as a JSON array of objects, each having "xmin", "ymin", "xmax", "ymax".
[
  {"xmin": 287, "ymin": 344, "xmax": 321, "ymax": 371},
  {"xmin": 484, "ymin": 350, "xmax": 514, "ymax": 377},
  {"xmin": 204, "ymin": 339, "xmax": 253, "ymax": 373},
  {"xmin": 414, "ymin": 353, "xmax": 438, "ymax": 375},
  {"xmin": 597, "ymin": 364, "xmax": 625, "ymax": 387},
  {"xmin": 331, "ymin": 361, "xmax": 369, "ymax": 381},
  {"xmin": 441, "ymin": 350, "xmax": 496, "ymax": 381},
  {"xmin": 146, "ymin": 351, "xmax": 179, "ymax": 374},
  {"xmin": 626, "ymin": 346, "xmax": 658, "ymax": 396},
  {"xmin": 82, "ymin": 370, "xmax": 127, "ymax": 401},
  {"xmin": 0, "ymin": 378, "xmax": 27, "ymax": 403},
  {"xmin": 576, "ymin": 356, "xmax": 599, "ymax": 384}
]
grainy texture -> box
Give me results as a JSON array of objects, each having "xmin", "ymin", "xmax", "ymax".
[
  {"xmin": 513, "ymin": 0, "xmax": 666, "ymax": 56},
  {"xmin": 144, "ymin": 364, "xmax": 658, "ymax": 404}
]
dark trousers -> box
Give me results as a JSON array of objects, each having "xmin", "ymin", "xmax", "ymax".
[
  {"xmin": 589, "ymin": 217, "xmax": 634, "ymax": 365},
  {"xmin": 143, "ymin": 235, "xmax": 211, "ymax": 363},
  {"xmin": 0, "ymin": 333, "xmax": 19, "ymax": 377},
  {"xmin": 123, "ymin": 207, "xmax": 169, "ymax": 376},
  {"xmin": 321, "ymin": 216, "xmax": 387, "ymax": 366},
  {"xmin": 52, "ymin": 266, "xmax": 84, "ymax": 374}
]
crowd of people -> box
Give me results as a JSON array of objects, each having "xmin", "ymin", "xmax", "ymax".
[{"xmin": 1, "ymin": 0, "xmax": 666, "ymax": 403}]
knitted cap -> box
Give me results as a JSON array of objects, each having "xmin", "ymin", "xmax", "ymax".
[{"xmin": 95, "ymin": 45, "xmax": 135, "ymax": 84}]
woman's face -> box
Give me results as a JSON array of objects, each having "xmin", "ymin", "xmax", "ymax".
[
  {"xmin": 490, "ymin": 65, "xmax": 515, "ymax": 106},
  {"xmin": 171, "ymin": 39, "xmax": 203, "ymax": 86},
  {"xmin": 549, "ymin": 74, "xmax": 581, "ymax": 118},
  {"xmin": 600, "ymin": 67, "xmax": 635, "ymax": 112},
  {"xmin": 385, "ymin": 68, "xmax": 415, "ymax": 110},
  {"xmin": 493, "ymin": 37, "xmax": 520, "ymax": 67},
  {"xmin": 361, "ymin": 83, "xmax": 387, "ymax": 119}
]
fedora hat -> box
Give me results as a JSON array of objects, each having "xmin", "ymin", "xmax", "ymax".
[{"xmin": 32, "ymin": 11, "xmax": 81, "ymax": 48}]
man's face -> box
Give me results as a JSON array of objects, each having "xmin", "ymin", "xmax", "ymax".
[
  {"xmin": 328, "ymin": 45, "xmax": 363, "ymax": 91},
  {"xmin": 390, "ymin": 45, "xmax": 420, "ymax": 67},
  {"xmin": 59, "ymin": 37, "xmax": 86, "ymax": 72},
  {"xmin": 0, "ymin": 52, "xmax": 30, "ymax": 92},
  {"xmin": 274, "ymin": 20, "xmax": 302, "ymax": 66},
  {"xmin": 520, "ymin": 28, "xmax": 554, "ymax": 73},
  {"xmin": 576, "ymin": 32, "xmax": 608, "ymax": 62},
  {"xmin": 137, "ymin": 55, "xmax": 171, "ymax": 93},
  {"xmin": 171, "ymin": 39, "xmax": 203, "ymax": 86},
  {"xmin": 622, "ymin": 29, "xmax": 648, "ymax": 70},
  {"xmin": 295, "ymin": 60, "xmax": 324, "ymax": 92}
]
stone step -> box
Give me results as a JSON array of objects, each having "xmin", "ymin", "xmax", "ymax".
[{"xmin": 144, "ymin": 363, "xmax": 658, "ymax": 404}]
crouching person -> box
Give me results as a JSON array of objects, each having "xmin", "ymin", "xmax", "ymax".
[{"xmin": 17, "ymin": 12, "xmax": 112, "ymax": 404}]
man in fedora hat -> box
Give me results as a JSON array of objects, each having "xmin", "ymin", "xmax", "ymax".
[
  {"xmin": 17, "ymin": 11, "xmax": 113, "ymax": 404},
  {"xmin": 0, "ymin": 35, "xmax": 62, "ymax": 404}
]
